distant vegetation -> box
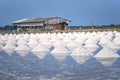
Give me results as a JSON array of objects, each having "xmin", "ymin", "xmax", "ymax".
[{"xmin": 69, "ymin": 24, "xmax": 120, "ymax": 30}]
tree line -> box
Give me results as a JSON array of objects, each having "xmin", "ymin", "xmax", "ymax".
[{"xmin": 69, "ymin": 24, "xmax": 120, "ymax": 30}]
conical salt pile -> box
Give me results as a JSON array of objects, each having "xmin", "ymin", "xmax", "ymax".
[
  {"xmin": 15, "ymin": 44, "xmax": 30, "ymax": 57},
  {"xmin": 74, "ymin": 37, "xmax": 83, "ymax": 43},
  {"xmin": 72, "ymin": 46, "xmax": 92, "ymax": 56},
  {"xmin": 113, "ymin": 36, "xmax": 120, "ymax": 46},
  {"xmin": 53, "ymin": 40, "xmax": 63, "ymax": 46},
  {"xmin": 94, "ymin": 47, "xmax": 120, "ymax": 57},
  {"xmin": 32, "ymin": 44, "xmax": 50, "ymax": 59},
  {"xmin": 51, "ymin": 46, "xmax": 70, "ymax": 54},
  {"xmin": 107, "ymin": 42, "xmax": 120, "ymax": 51},
  {"xmin": 1, "ymin": 36, "xmax": 7, "ymax": 42},
  {"xmin": 114, "ymin": 32, "xmax": 120, "ymax": 37},
  {"xmin": 49, "ymin": 37, "xmax": 58, "ymax": 43},
  {"xmin": 27, "ymin": 38, "xmax": 38, "ymax": 48},
  {"xmin": 2, "ymin": 43, "xmax": 16, "ymax": 55},
  {"xmin": 6, "ymin": 36, "xmax": 16, "ymax": 43},
  {"xmin": 66, "ymin": 41, "xmax": 80, "ymax": 52},
  {"xmin": 0, "ymin": 38, "xmax": 5, "ymax": 45},
  {"xmin": 17, "ymin": 38, "xmax": 27, "ymax": 45},
  {"xmin": 50, "ymin": 46, "xmax": 70, "ymax": 61},
  {"xmin": 84, "ymin": 42, "xmax": 99, "ymax": 54},
  {"xmin": 99, "ymin": 37, "xmax": 112, "ymax": 46},
  {"xmin": 5, "ymin": 39, "xmax": 16, "ymax": 45},
  {"xmin": 84, "ymin": 42, "xmax": 98, "ymax": 48},
  {"xmin": 85, "ymin": 36, "xmax": 98, "ymax": 44},
  {"xmin": 62, "ymin": 37, "xmax": 72, "ymax": 45},
  {"xmin": 42, "ymin": 40, "xmax": 52, "ymax": 49}
]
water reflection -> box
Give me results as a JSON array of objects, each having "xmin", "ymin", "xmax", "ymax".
[
  {"xmin": 70, "ymin": 54, "xmax": 91, "ymax": 64},
  {"xmin": 95, "ymin": 57, "xmax": 119, "ymax": 67},
  {"xmin": 51, "ymin": 53, "xmax": 68, "ymax": 61},
  {"xmin": 32, "ymin": 52, "xmax": 48, "ymax": 59},
  {"xmin": 0, "ymin": 51, "xmax": 120, "ymax": 80}
]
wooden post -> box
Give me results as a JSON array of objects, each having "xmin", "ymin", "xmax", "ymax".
[{"xmin": 43, "ymin": 21, "xmax": 45, "ymax": 30}]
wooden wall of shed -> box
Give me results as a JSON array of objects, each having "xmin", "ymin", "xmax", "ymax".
[{"xmin": 54, "ymin": 23, "xmax": 65, "ymax": 30}]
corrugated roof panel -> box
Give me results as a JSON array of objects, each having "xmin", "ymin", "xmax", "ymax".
[{"xmin": 13, "ymin": 17, "xmax": 71, "ymax": 24}]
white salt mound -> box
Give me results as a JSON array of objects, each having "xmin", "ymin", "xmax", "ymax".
[
  {"xmin": 50, "ymin": 46, "xmax": 70, "ymax": 54},
  {"xmin": 0, "ymin": 39, "xmax": 5, "ymax": 45},
  {"xmin": 66, "ymin": 41, "xmax": 80, "ymax": 52},
  {"xmin": 84, "ymin": 42, "xmax": 98, "ymax": 48},
  {"xmin": 15, "ymin": 44, "xmax": 30, "ymax": 57},
  {"xmin": 42, "ymin": 40, "xmax": 52, "ymax": 49},
  {"xmin": 107, "ymin": 42, "xmax": 120, "ymax": 51},
  {"xmin": 53, "ymin": 40, "xmax": 63, "ymax": 46},
  {"xmin": 2, "ymin": 43, "xmax": 16, "ymax": 55},
  {"xmin": 27, "ymin": 38, "xmax": 38, "ymax": 48},
  {"xmin": 84, "ymin": 42, "xmax": 99, "ymax": 53},
  {"xmin": 49, "ymin": 37, "xmax": 58, "ymax": 42},
  {"xmin": 94, "ymin": 47, "xmax": 120, "ymax": 57},
  {"xmin": 5, "ymin": 39, "xmax": 16, "ymax": 44},
  {"xmin": 50, "ymin": 46, "xmax": 70, "ymax": 61},
  {"xmin": 113, "ymin": 37, "xmax": 120, "ymax": 46},
  {"xmin": 32, "ymin": 44, "xmax": 50, "ymax": 59},
  {"xmin": 72, "ymin": 46, "xmax": 92, "ymax": 56},
  {"xmin": 32, "ymin": 44, "xmax": 49, "ymax": 53},
  {"xmin": 17, "ymin": 38, "xmax": 27, "ymax": 45}
]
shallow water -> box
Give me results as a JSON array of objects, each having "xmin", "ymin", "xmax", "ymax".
[{"xmin": 0, "ymin": 51, "xmax": 120, "ymax": 80}]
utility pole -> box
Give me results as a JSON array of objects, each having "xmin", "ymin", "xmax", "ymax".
[{"xmin": 91, "ymin": 19, "xmax": 94, "ymax": 28}]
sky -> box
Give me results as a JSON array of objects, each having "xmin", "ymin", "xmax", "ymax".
[{"xmin": 0, "ymin": 0, "xmax": 120, "ymax": 27}]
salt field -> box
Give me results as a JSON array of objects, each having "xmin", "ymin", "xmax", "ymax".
[{"xmin": 0, "ymin": 31, "xmax": 120, "ymax": 80}]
